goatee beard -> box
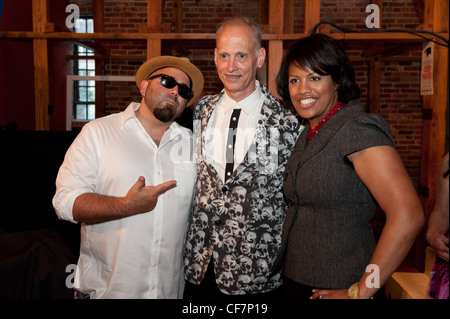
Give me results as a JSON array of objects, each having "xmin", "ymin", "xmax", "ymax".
[{"xmin": 153, "ymin": 102, "xmax": 177, "ymax": 123}]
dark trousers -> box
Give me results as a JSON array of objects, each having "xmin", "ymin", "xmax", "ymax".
[
  {"xmin": 282, "ymin": 275, "xmax": 315, "ymax": 299},
  {"xmin": 183, "ymin": 260, "xmax": 283, "ymax": 300}
]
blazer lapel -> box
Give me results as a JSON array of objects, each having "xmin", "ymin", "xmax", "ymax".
[
  {"xmin": 298, "ymin": 102, "xmax": 358, "ymax": 168},
  {"xmin": 199, "ymin": 93, "xmax": 223, "ymax": 182}
]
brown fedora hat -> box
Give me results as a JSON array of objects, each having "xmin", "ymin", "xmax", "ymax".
[{"xmin": 135, "ymin": 56, "xmax": 204, "ymax": 106}]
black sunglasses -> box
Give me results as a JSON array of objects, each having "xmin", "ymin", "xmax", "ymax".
[{"xmin": 147, "ymin": 73, "xmax": 194, "ymax": 101}]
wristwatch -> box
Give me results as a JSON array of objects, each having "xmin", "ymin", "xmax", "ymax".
[{"xmin": 347, "ymin": 283, "xmax": 359, "ymax": 299}]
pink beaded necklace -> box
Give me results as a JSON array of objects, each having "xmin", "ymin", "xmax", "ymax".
[{"xmin": 307, "ymin": 102, "xmax": 345, "ymax": 140}]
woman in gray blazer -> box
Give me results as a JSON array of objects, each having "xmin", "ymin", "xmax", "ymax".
[{"xmin": 276, "ymin": 33, "xmax": 425, "ymax": 299}]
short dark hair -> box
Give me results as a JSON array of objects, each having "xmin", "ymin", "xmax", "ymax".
[{"xmin": 276, "ymin": 33, "xmax": 360, "ymax": 110}]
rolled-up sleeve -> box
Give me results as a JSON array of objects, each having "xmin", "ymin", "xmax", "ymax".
[{"xmin": 52, "ymin": 124, "xmax": 99, "ymax": 223}]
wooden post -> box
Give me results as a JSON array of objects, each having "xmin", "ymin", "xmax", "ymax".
[
  {"xmin": 147, "ymin": 0, "xmax": 162, "ymax": 59},
  {"xmin": 304, "ymin": 0, "xmax": 320, "ymax": 34},
  {"xmin": 267, "ymin": 40, "xmax": 283, "ymax": 96},
  {"xmin": 257, "ymin": 0, "xmax": 268, "ymax": 25},
  {"xmin": 267, "ymin": 0, "xmax": 294, "ymax": 97},
  {"xmin": 172, "ymin": 0, "xmax": 182, "ymax": 33},
  {"xmin": 32, "ymin": 0, "xmax": 50, "ymax": 130},
  {"xmin": 416, "ymin": 0, "xmax": 449, "ymax": 271}
]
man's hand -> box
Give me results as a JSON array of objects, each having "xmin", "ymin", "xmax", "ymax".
[
  {"xmin": 73, "ymin": 177, "xmax": 177, "ymax": 224},
  {"xmin": 125, "ymin": 176, "xmax": 177, "ymax": 214},
  {"xmin": 427, "ymin": 233, "xmax": 450, "ymax": 262}
]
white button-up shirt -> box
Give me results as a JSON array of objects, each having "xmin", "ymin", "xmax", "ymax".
[
  {"xmin": 53, "ymin": 102, "xmax": 196, "ymax": 299},
  {"xmin": 205, "ymin": 81, "xmax": 264, "ymax": 181}
]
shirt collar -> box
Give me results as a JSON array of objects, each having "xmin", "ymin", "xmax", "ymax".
[
  {"xmin": 220, "ymin": 80, "xmax": 261, "ymax": 115},
  {"xmin": 121, "ymin": 102, "xmax": 140, "ymax": 127}
]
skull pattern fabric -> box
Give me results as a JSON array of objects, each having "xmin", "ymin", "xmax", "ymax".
[{"xmin": 184, "ymin": 84, "xmax": 302, "ymax": 295}]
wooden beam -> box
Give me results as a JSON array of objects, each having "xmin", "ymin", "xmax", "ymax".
[
  {"xmin": 416, "ymin": 0, "xmax": 449, "ymax": 271},
  {"xmin": 93, "ymin": 0, "xmax": 104, "ymax": 33},
  {"xmin": 0, "ymin": 31, "xmax": 215, "ymax": 40},
  {"xmin": 419, "ymin": 0, "xmax": 449, "ymax": 217},
  {"xmin": 267, "ymin": 40, "xmax": 283, "ymax": 96},
  {"xmin": 33, "ymin": 40, "xmax": 50, "ymax": 130},
  {"xmin": 304, "ymin": 0, "xmax": 320, "ymax": 34},
  {"xmin": 172, "ymin": 0, "xmax": 182, "ymax": 33},
  {"xmin": 285, "ymin": 0, "xmax": 294, "ymax": 34},
  {"xmin": 368, "ymin": 58, "xmax": 381, "ymax": 114},
  {"xmin": 257, "ymin": 0, "xmax": 269, "ymax": 25},
  {"xmin": 267, "ymin": 0, "xmax": 292, "ymax": 95},
  {"xmin": 32, "ymin": 0, "xmax": 50, "ymax": 130},
  {"xmin": 65, "ymin": 53, "xmax": 418, "ymax": 64},
  {"xmin": 1, "ymin": 31, "xmax": 447, "ymax": 42},
  {"xmin": 268, "ymin": 0, "xmax": 284, "ymax": 33},
  {"xmin": 147, "ymin": 0, "xmax": 163, "ymax": 59},
  {"xmin": 423, "ymin": 0, "xmax": 435, "ymax": 25}
]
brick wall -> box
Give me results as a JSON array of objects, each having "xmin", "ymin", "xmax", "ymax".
[{"xmin": 71, "ymin": 0, "xmax": 424, "ymax": 186}]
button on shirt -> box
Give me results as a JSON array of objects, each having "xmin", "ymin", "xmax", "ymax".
[
  {"xmin": 205, "ymin": 81, "xmax": 264, "ymax": 182},
  {"xmin": 52, "ymin": 102, "xmax": 196, "ymax": 298}
]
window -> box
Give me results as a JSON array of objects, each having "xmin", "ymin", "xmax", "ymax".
[{"xmin": 73, "ymin": 16, "xmax": 95, "ymax": 121}]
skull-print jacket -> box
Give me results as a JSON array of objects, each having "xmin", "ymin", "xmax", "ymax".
[{"xmin": 184, "ymin": 83, "xmax": 302, "ymax": 295}]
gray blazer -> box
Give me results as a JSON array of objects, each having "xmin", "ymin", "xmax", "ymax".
[{"xmin": 283, "ymin": 100, "xmax": 396, "ymax": 289}]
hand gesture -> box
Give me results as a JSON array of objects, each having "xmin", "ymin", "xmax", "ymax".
[{"xmin": 125, "ymin": 176, "xmax": 177, "ymax": 214}]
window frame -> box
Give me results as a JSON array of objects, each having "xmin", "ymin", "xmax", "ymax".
[{"xmin": 72, "ymin": 15, "xmax": 96, "ymax": 123}]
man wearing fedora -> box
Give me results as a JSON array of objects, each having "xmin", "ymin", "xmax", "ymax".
[{"xmin": 53, "ymin": 56, "xmax": 204, "ymax": 298}]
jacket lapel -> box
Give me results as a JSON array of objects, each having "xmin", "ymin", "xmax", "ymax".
[
  {"xmin": 298, "ymin": 101, "xmax": 360, "ymax": 168},
  {"xmin": 199, "ymin": 93, "xmax": 223, "ymax": 182}
]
